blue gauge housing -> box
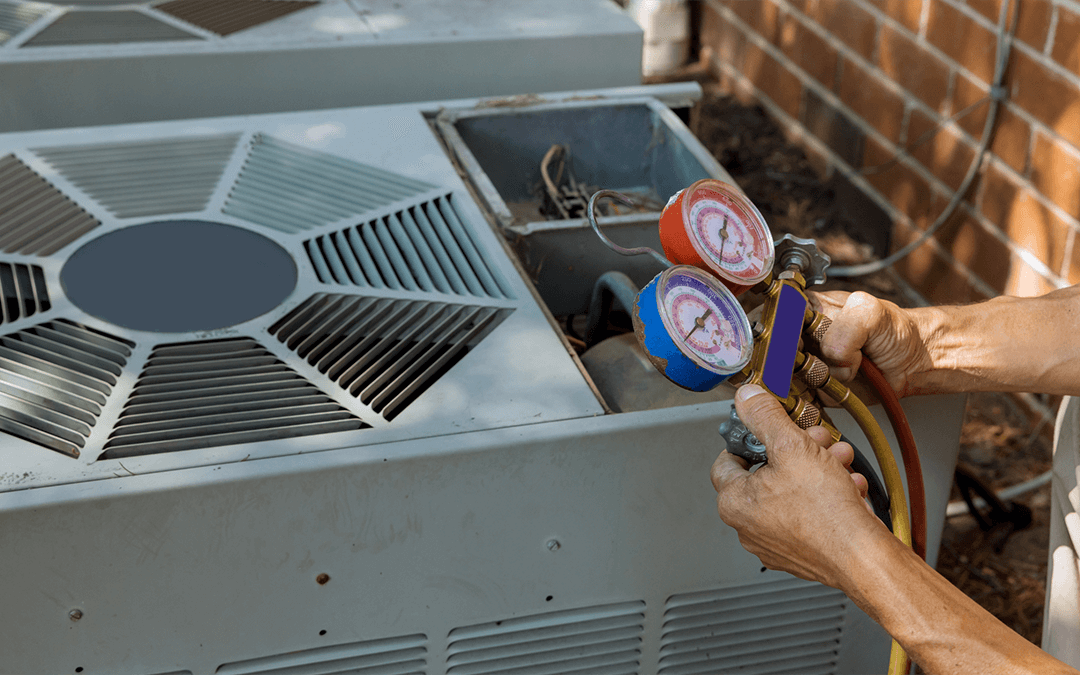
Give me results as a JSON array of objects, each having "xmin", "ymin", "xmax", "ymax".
[{"xmin": 633, "ymin": 267, "xmax": 751, "ymax": 392}]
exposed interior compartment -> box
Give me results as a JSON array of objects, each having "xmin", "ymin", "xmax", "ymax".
[{"xmin": 435, "ymin": 96, "xmax": 741, "ymax": 411}]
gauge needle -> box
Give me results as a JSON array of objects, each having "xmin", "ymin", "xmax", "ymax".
[
  {"xmin": 718, "ymin": 216, "xmax": 729, "ymax": 260},
  {"xmin": 683, "ymin": 308, "xmax": 712, "ymax": 341}
]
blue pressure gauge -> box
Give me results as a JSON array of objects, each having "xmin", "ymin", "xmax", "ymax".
[{"xmin": 632, "ymin": 265, "xmax": 754, "ymax": 392}]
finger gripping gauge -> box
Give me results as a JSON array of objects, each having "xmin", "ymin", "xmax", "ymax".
[{"xmin": 718, "ymin": 408, "xmax": 768, "ymax": 464}]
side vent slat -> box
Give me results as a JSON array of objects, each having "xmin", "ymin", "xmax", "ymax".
[
  {"xmin": 378, "ymin": 308, "xmax": 498, "ymax": 421},
  {"xmin": 399, "ymin": 209, "xmax": 452, "ymax": 294},
  {"xmin": 0, "ymin": 321, "xmax": 132, "ymax": 457},
  {"xmin": 103, "ymin": 337, "xmax": 368, "ymax": 459},
  {"xmin": 428, "ymin": 199, "xmax": 485, "ymax": 296},
  {"xmin": 33, "ymin": 135, "xmax": 240, "ymax": 218},
  {"xmin": 0, "ymin": 3, "xmax": 50, "ymax": 46},
  {"xmin": 120, "ymin": 387, "xmax": 314, "ymax": 417},
  {"xmin": 358, "ymin": 305, "xmax": 476, "ymax": 400},
  {"xmin": 117, "ymin": 394, "xmax": 333, "ymax": 426},
  {"xmin": 21, "ymin": 10, "xmax": 200, "ymax": 47},
  {"xmin": 156, "ymin": 0, "xmax": 320, "ymax": 37},
  {"xmin": 660, "ymin": 579, "xmax": 847, "ymax": 675},
  {"xmin": 447, "ymin": 602, "xmax": 644, "ymax": 675},
  {"xmin": 223, "ymin": 135, "xmax": 434, "ymax": 233},
  {"xmin": 272, "ymin": 295, "xmax": 511, "ymax": 421},
  {"xmin": 386, "ymin": 212, "xmax": 434, "ymax": 292},
  {"xmin": 0, "ymin": 262, "xmax": 50, "ymax": 325},
  {"xmin": 216, "ymin": 634, "xmax": 427, "ymax": 675},
  {"xmin": 0, "ymin": 155, "xmax": 102, "ymax": 256},
  {"xmin": 305, "ymin": 195, "xmax": 510, "ymax": 300}
]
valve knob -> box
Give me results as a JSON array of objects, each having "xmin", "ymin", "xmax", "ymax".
[
  {"xmin": 774, "ymin": 234, "xmax": 831, "ymax": 287},
  {"xmin": 718, "ymin": 407, "xmax": 768, "ymax": 464}
]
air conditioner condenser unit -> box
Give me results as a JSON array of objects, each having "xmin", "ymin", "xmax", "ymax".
[
  {"xmin": 0, "ymin": 0, "xmax": 642, "ymax": 133},
  {"xmin": 0, "ymin": 85, "xmax": 964, "ymax": 675}
]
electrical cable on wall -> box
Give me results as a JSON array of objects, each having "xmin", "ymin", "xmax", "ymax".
[{"xmin": 830, "ymin": 0, "xmax": 1018, "ymax": 278}]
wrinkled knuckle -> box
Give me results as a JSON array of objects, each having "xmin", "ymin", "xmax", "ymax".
[{"xmin": 847, "ymin": 290, "xmax": 877, "ymax": 309}]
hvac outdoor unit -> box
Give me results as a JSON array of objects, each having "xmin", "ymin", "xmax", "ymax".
[
  {"xmin": 0, "ymin": 0, "xmax": 642, "ymax": 133},
  {"xmin": 0, "ymin": 84, "xmax": 964, "ymax": 675}
]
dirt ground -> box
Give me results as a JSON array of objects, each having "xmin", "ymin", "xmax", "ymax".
[{"xmin": 688, "ymin": 89, "xmax": 1055, "ymax": 646}]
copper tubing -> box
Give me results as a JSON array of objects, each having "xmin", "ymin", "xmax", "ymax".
[{"xmin": 862, "ymin": 359, "xmax": 927, "ymax": 561}]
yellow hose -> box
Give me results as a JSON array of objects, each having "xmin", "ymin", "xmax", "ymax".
[{"xmin": 821, "ymin": 376, "xmax": 912, "ymax": 675}]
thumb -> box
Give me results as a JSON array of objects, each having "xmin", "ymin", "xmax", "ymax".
[{"xmin": 733, "ymin": 384, "xmax": 811, "ymax": 457}]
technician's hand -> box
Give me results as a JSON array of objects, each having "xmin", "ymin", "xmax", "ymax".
[
  {"xmin": 711, "ymin": 384, "xmax": 880, "ymax": 590},
  {"xmin": 808, "ymin": 291, "xmax": 933, "ymax": 397}
]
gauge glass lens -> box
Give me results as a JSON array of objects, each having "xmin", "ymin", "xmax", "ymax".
[
  {"xmin": 658, "ymin": 267, "xmax": 752, "ymax": 373},
  {"xmin": 685, "ymin": 183, "xmax": 773, "ymax": 283}
]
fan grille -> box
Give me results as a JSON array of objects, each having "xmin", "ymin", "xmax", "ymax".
[
  {"xmin": 659, "ymin": 578, "xmax": 846, "ymax": 675},
  {"xmin": 102, "ymin": 337, "xmax": 368, "ymax": 459},
  {"xmin": 0, "ymin": 262, "xmax": 49, "ymax": 325},
  {"xmin": 271, "ymin": 294, "xmax": 511, "ymax": 421},
  {"xmin": 0, "ymin": 320, "xmax": 133, "ymax": 458},
  {"xmin": 223, "ymin": 135, "xmax": 435, "ymax": 234},
  {"xmin": 0, "ymin": 154, "xmax": 102, "ymax": 256},
  {"xmin": 0, "ymin": 2, "xmax": 50, "ymax": 45},
  {"xmin": 21, "ymin": 9, "xmax": 200, "ymax": 47},
  {"xmin": 305, "ymin": 195, "xmax": 511, "ymax": 299},
  {"xmin": 33, "ymin": 134, "xmax": 240, "ymax": 219},
  {"xmin": 156, "ymin": 0, "xmax": 319, "ymax": 37}
]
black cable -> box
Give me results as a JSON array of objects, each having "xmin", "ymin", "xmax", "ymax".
[
  {"xmin": 844, "ymin": 434, "xmax": 893, "ymax": 532},
  {"xmin": 583, "ymin": 271, "xmax": 640, "ymax": 349},
  {"xmin": 564, "ymin": 313, "xmax": 581, "ymax": 341}
]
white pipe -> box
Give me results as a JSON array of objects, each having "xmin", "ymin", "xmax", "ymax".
[
  {"xmin": 628, "ymin": 0, "xmax": 689, "ymax": 77},
  {"xmin": 945, "ymin": 469, "xmax": 1053, "ymax": 517}
]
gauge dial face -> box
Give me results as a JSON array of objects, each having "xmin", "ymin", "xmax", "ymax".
[
  {"xmin": 683, "ymin": 182, "xmax": 774, "ymax": 284},
  {"xmin": 657, "ymin": 266, "xmax": 752, "ymax": 374}
]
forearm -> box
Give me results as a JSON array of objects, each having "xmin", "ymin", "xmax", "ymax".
[
  {"xmin": 841, "ymin": 527, "xmax": 1078, "ymax": 675},
  {"xmin": 907, "ymin": 285, "xmax": 1080, "ymax": 396}
]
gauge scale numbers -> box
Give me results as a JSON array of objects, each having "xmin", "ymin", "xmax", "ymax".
[
  {"xmin": 688, "ymin": 192, "xmax": 770, "ymax": 284},
  {"xmin": 660, "ymin": 269, "xmax": 751, "ymax": 374}
]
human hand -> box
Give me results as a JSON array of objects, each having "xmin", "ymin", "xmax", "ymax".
[
  {"xmin": 808, "ymin": 291, "xmax": 933, "ymax": 397},
  {"xmin": 711, "ymin": 384, "xmax": 882, "ymax": 589}
]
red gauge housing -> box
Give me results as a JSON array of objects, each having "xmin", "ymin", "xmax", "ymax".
[{"xmin": 658, "ymin": 179, "xmax": 775, "ymax": 296}]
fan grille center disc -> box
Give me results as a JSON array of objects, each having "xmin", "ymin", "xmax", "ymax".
[{"xmin": 61, "ymin": 221, "xmax": 297, "ymax": 333}]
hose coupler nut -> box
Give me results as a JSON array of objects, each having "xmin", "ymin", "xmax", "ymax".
[
  {"xmin": 807, "ymin": 313, "xmax": 832, "ymax": 343},
  {"xmin": 797, "ymin": 354, "xmax": 830, "ymax": 389}
]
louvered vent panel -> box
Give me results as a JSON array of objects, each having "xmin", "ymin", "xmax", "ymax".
[
  {"xmin": 33, "ymin": 134, "xmax": 239, "ymax": 219},
  {"xmin": 659, "ymin": 578, "xmax": 847, "ymax": 675},
  {"xmin": 447, "ymin": 601, "xmax": 645, "ymax": 675},
  {"xmin": 0, "ymin": 2, "xmax": 50, "ymax": 45},
  {"xmin": 21, "ymin": 9, "xmax": 200, "ymax": 46},
  {"xmin": 157, "ymin": 0, "xmax": 319, "ymax": 36},
  {"xmin": 305, "ymin": 195, "xmax": 511, "ymax": 299},
  {"xmin": 271, "ymin": 294, "xmax": 511, "ymax": 421},
  {"xmin": 223, "ymin": 134, "xmax": 435, "ymax": 234},
  {"xmin": 0, "ymin": 154, "xmax": 102, "ymax": 256},
  {"xmin": 216, "ymin": 634, "xmax": 426, "ymax": 675},
  {"xmin": 102, "ymin": 337, "xmax": 368, "ymax": 459},
  {"xmin": 0, "ymin": 262, "xmax": 49, "ymax": 324},
  {"xmin": 0, "ymin": 320, "xmax": 133, "ymax": 458}
]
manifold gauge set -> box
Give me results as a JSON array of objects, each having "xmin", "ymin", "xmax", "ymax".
[
  {"xmin": 591, "ymin": 179, "xmax": 921, "ymax": 675},
  {"xmin": 591, "ymin": 178, "xmax": 825, "ymax": 403}
]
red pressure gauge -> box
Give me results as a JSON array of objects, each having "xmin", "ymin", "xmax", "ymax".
[{"xmin": 658, "ymin": 179, "xmax": 775, "ymax": 295}]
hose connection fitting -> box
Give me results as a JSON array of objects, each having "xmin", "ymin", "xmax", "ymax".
[
  {"xmin": 806, "ymin": 312, "xmax": 832, "ymax": 344},
  {"xmin": 796, "ymin": 353, "xmax": 830, "ymax": 389},
  {"xmin": 791, "ymin": 397, "xmax": 822, "ymax": 429}
]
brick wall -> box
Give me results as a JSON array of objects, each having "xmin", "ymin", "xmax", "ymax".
[{"xmin": 698, "ymin": 0, "xmax": 1080, "ymax": 304}]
